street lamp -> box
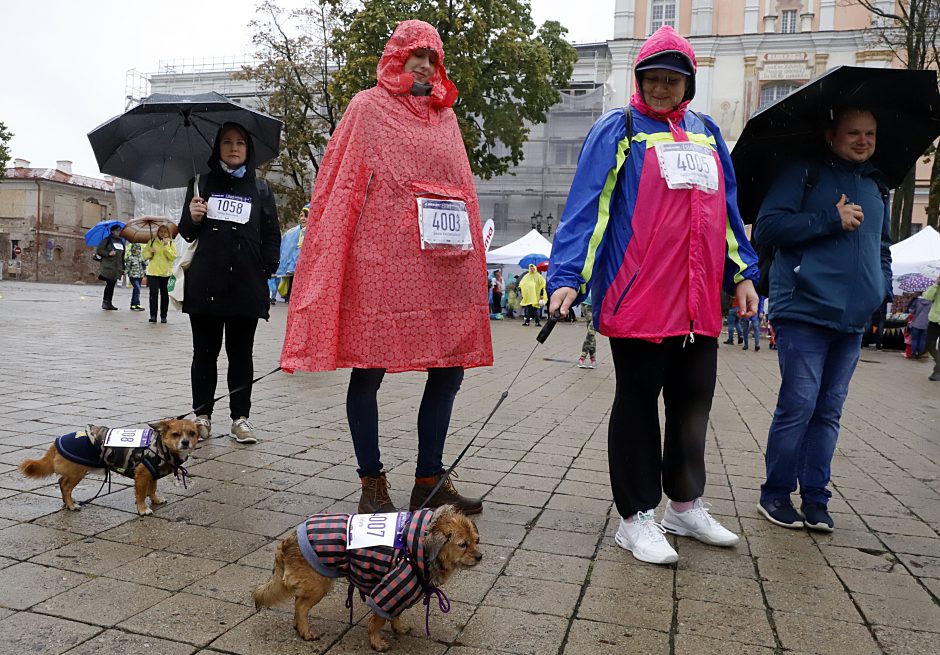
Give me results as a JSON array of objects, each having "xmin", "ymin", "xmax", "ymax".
[{"xmin": 530, "ymin": 211, "xmax": 554, "ymax": 237}]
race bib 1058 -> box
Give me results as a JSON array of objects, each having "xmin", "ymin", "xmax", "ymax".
[
  {"xmin": 104, "ymin": 428, "xmax": 153, "ymax": 449},
  {"xmin": 207, "ymin": 194, "xmax": 252, "ymax": 224},
  {"xmin": 417, "ymin": 198, "xmax": 473, "ymax": 250},
  {"xmin": 347, "ymin": 512, "xmax": 410, "ymax": 550},
  {"xmin": 654, "ymin": 142, "xmax": 719, "ymax": 192}
]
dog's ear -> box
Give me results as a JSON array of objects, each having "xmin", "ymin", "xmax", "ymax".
[
  {"xmin": 86, "ymin": 424, "xmax": 108, "ymax": 443},
  {"xmin": 425, "ymin": 530, "xmax": 450, "ymax": 564},
  {"xmin": 147, "ymin": 419, "xmax": 171, "ymax": 434}
]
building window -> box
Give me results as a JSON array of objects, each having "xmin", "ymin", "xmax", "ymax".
[
  {"xmin": 650, "ymin": 0, "xmax": 677, "ymax": 33},
  {"xmin": 493, "ymin": 202, "xmax": 509, "ymax": 231},
  {"xmin": 780, "ymin": 9, "xmax": 798, "ymax": 33},
  {"xmin": 552, "ymin": 141, "xmax": 581, "ymax": 166},
  {"xmin": 759, "ymin": 82, "xmax": 800, "ymax": 110}
]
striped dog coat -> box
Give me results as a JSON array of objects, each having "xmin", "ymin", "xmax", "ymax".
[{"xmin": 296, "ymin": 509, "xmax": 435, "ymax": 620}]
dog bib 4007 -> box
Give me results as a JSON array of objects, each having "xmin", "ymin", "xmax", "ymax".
[
  {"xmin": 654, "ymin": 142, "xmax": 719, "ymax": 192},
  {"xmin": 347, "ymin": 512, "xmax": 410, "ymax": 550},
  {"xmin": 104, "ymin": 428, "xmax": 153, "ymax": 449},
  {"xmin": 207, "ymin": 194, "xmax": 252, "ymax": 224},
  {"xmin": 416, "ymin": 197, "xmax": 473, "ymax": 250}
]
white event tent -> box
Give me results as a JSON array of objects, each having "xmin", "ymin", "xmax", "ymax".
[
  {"xmin": 890, "ymin": 225, "xmax": 940, "ymax": 277},
  {"xmin": 486, "ymin": 229, "xmax": 553, "ymax": 267}
]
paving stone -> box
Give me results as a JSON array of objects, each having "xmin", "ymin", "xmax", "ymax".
[
  {"xmin": 96, "ymin": 518, "xmax": 269, "ymax": 562},
  {"xmin": 0, "ymin": 492, "xmax": 68, "ymax": 521},
  {"xmin": 544, "ymin": 493, "xmax": 611, "ymax": 516},
  {"xmin": 0, "ymin": 522, "xmax": 81, "ymax": 560},
  {"xmin": 874, "ymin": 626, "xmax": 940, "ymax": 655},
  {"xmin": 676, "ymin": 599, "xmax": 775, "ymax": 648},
  {"xmin": 0, "ymin": 562, "xmax": 88, "ymax": 609},
  {"xmin": 471, "ymin": 519, "xmax": 527, "ymax": 549},
  {"xmin": 587, "ymin": 559, "xmax": 673, "ymax": 594},
  {"xmin": 0, "ymin": 611, "xmax": 101, "ymax": 655},
  {"xmin": 577, "ymin": 584, "xmax": 672, "ymax": 632},
  {"xmin": 520, "ymin": 527, "xmax": 598, "ymax": 558},
  {"xmin": 562, "ymin": 618, "xmax": 669, "ymax": 654},
  {"xmin": 819, "ymin": 544, "xmax": 897, "ymax": 572},
  {"xmin": 757, "ymin": 557, "xmax": 843, "ymax": 587},
  {"xmin": 327, "ymin": 625, "xmax": 448, "ymax": 654},
  {"xmin": 34, "ymin": 576, "xmax": 171, "ymax": 625},
  {"xmin": 676, "ymin": 570, "xmax": 765, "ymax": 608},
  {"xmin": 835, "ymin": 567, "xmax": 928, "ymax": 599},
  {"xmin": 32, "ymin": 503, "xmax": 136, "ymax": 536},
  {"xmin": 118, "ymin": 592, "xmax": 254, "ymax": 648},
  {"xmin": 852, "ymin": 591, "xmax": 940, "ymax": 632},
  {"xmin": 503, "ymin": 549, "xmax": 590, "ymax": 585},
  {"xmin": 774, "ymin": 611, "xmax": 881, "ymax": 654},
  {"xmin": 183, "ymin": 563, "xmax": 287, "ymax": 605},
  {"xmin": 898, "ymin": 552, "xmax": 940, "ymax": 579},
  {"xmin": 107, "ymin": 550, "xmax": 225, "ymax": 591},
  {"xmin": 474, "ymin": 502, "xmax": 540, "ymax": 526},
  {"xmin": 153, "ymin": 497, "xmax": 241, "ymax": 526},
  {"xmin": 483, "ymin": 574, "xmax": 581, "ymax": 616},
  {"xmin": 763, "ymin": 579, "xmax": 863, "ymax": 620},
  {"xmin": 533, "ymin": 508, "xmax": 608, "ymax": 534},
  {"xmin": 459, "ymin": 606, "xmax": 569, "ymax": 655},
  {"xmin": 62, "ymin": 629, "xmax": 197, "ymax": 655},
  {"xmin": 29, "ymin": 536, "xmax": 150, "ymax": 575},
  {"xmin": 864, "ymin": 514, "xmax": 938, "ymax": 538}
]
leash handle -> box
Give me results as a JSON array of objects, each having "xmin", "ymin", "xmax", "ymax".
[{"xmin": 536, "ymin": 311, "xmax": 561, "ymax": 344}]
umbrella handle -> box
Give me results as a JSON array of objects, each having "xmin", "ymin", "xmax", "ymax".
[{"xmin": 193, "ymin": 173, "xmax": 201, "ymax": 198}]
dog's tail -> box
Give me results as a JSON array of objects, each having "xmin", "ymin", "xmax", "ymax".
[
  {"xmin": 252, "ymin": 537, "xmax": 292, "ymax": 609},
  {"xmin": 19, "ymin": 444, "xmax": 57, "ymax": 478}
]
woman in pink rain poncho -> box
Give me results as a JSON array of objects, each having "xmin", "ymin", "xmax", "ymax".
[{"xmin": 281, "ymin": 20, "xmax": 492, "ymax": 516}]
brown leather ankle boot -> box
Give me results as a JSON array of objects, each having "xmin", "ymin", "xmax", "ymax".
[
  {"xmin": 409, "ymin": 471, "xmax": 483, "ymax": 515},
  {"xmin": 358, "ymin": 472, "xmax": 396, "ymax": 514}
]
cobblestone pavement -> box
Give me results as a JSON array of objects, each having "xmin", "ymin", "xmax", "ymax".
[{"xmin": 0, "ymin": 280, "xmax": 938, "ymax": 655}]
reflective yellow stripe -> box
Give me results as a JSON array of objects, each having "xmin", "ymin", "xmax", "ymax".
[
  {"xmin": 725, "ymin": 217, "xmax": 747, "ymax": 284},
  {"xmin": 634, "ymin": 131, "xmax": 716, "ymax": 149},
  {"xmin": 580, "ymin": 137, "xmax": 631, "ymax": 292}
]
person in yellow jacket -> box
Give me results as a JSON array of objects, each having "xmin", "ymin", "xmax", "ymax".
[
  {"xmin": 924, "ymin": 274, "xmax": 940, "ymax": 381},
  {"xmin": 143, "ymin": 225, "xmax": 178, "ymax": 324},
  {"xmin": 519, "ymin": 263, "xmax": 547, "ymax": 326}
]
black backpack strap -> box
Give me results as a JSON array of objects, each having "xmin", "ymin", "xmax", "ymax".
[{"xmin": 621, "ymin": 107, "xmax": 633, "ymax": 159}]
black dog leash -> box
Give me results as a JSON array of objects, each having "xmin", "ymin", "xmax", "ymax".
[
  {"xmin": 416, "ymin": 314, "xmax": 561, "ymax": 510},
  {"xmin": 179, "ymin": 366, "xmax": 283, "ymax": 421}
]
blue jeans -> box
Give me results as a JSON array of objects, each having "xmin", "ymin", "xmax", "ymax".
[
  {"xmin": 911, "ymin": 327, "xmax": 927, "ymax": 356},
  {"xmin": 725, "ymin": 308, "xmax": 742, "ymax": 342},
  {"xmin": 129, "ymin": 277, "xmax": 142, "ymax": 306},
  {"xmin": 742, "ymin": 315, "xmax": 760, "ymax": 347},
  {"xmin": 347, "ymin": 367, "xmax": 464, "ymax": 478},
  {"xmin": 761, "ymin": 320, "xmax": 862, "ymax": 506}
]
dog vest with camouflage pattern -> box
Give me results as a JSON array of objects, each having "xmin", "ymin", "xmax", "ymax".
[{"xmin": 54, "ymin": 429, "xmax": 181, "ymax": 480}]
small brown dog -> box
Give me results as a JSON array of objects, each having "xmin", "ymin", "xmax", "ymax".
[
  {"xmin": 19, "ymin": 418, "xmax": 200, "ymax": 516},
  {"xmin": 253, "ymin": 504, "xmax": 482, "ymax": 652}
]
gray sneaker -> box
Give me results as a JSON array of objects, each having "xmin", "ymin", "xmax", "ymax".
[
  {"xmin": 230, "ymin": 417, "xmax": 258, "ymax": 444},
  {"xmin": 194, "ymin": 415, "xmax": 211, "ymax": 441}
]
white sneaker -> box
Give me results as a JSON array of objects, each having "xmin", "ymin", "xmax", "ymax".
[
  {"xmin": 614, "ymin": 510, "xmax": 678, "ymax": 564},
  {"xmin": 230, "ymin": 417, "xmax": 258, "ymax": 444},
  {"xmin": 194, "ymin": 415, "xmax": 211, "ymax": 441},
  {"xmin": 662, "ymin": 499, "xmax": 739, "ymax": 547}
]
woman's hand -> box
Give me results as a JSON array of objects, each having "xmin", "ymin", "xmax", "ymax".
[
  {"xmin": 190, "ymin": 196, "xmax": 207, "ymax": 222},
  {"xmin": 549, "ymin": 287, "xmax": 578, "ymax": 318},
  {"xmin": 735, "ymin": 279, "xmax": 759, "ymax": 318}
]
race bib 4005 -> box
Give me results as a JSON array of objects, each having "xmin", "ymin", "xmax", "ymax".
[
  {"xmin": 347, "ymin": 512, "xmax": 410, "ymax": 550},
  {"xmin": 654, "ymin": 142, "xmax": 719, "ymax": 192},
  {"xmin": 207, "ymin": 194, "xmax": 252, "ymax": 224},
  {"xmin": 417, "ymin": 197, "xmax": 473, "ymax": 250}
]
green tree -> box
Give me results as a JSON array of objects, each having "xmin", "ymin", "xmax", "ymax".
[
  {"xmin": 328, "ymin": 0, "xmax": 577, "ymax": 180},
  {"xmin": 0, "ymin": 121, "xmax": 13, "ymax": 181},
  {"xmin": 857, "ymin": 0, "xmax": 940, "ymax": 237},
  {"xmin": 237, "ymin": 0, "xmax": 347, "ymax": 225}
]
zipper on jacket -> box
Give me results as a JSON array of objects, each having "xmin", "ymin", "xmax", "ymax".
[
  {"xmin": 612, "ymin": 267, "xmax": 641, "ymax": 315},
  {"xmin": 683, "ymin": 320, "xmax": 695, "ymax": 348}
]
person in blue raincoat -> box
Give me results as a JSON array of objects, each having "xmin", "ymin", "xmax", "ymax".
[{"xmin": 273, "ymin": 203, "xmax": 308, "ymax": 303}]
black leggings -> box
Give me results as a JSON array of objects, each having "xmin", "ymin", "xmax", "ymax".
[
  {"xmin": 189, "ymin": 314, "xmax": 259, "ymax": 420},
  {"xmin": 608, "ymin": 336, "xmax": 717, "ymax": 517},
  {"xmin": 149, "ymin": 275, "xmax": 170, "ymax": 319},
  {"xmin": 347, "ymin": 367, "xmax": 464, "ymax": 478}
]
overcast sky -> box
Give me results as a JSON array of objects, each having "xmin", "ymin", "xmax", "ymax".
[{"xmin": 0, "ymin": 0, "xmax": 614, "ymax": 178}]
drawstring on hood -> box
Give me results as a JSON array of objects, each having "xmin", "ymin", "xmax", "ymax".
[{"xmin": 631, "ymin": 26, "xmax": 698, "ymax": 124}]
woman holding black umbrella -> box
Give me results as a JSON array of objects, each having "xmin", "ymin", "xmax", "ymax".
[{"xmin": 178, "ymin": 122, "xmax": 280, "ymax": 444}]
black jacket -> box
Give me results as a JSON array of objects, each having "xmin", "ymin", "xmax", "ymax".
[{"xmin": 178, "ymin": 125, "xmax": 280, "ymax": 319}]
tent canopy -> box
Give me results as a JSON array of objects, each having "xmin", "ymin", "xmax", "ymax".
[
  {"xmin": 890, "ymin": 225, "xmax": 940, "ymax": 277},
  {"xmin": 486, "ymin": 230, "xmax": 553, "ymax": 266}
]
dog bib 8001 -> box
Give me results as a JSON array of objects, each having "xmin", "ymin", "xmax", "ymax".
[
  {"xmin": 207, "ymin": 194, "xmax": 252, "ymax": 224},
  {"xmin": 104, "ymin": 428, "xmax": 153, "ymax": 449},
  {"xmin": 347, "ymin": 511, "xmax": 410, "ymax": 550},
  {"xmin": 654, "ymin": 142, "xmax": 719, "ymax": 192},
  {"xmin": 416, "ymin": 198, "xmax": 473, "ymax": 250}
]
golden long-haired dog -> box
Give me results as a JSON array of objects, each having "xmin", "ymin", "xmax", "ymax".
[
  {"xmin": 19, "ymin": 418, "xmax": 200, "ymax": 516},
  {"xmin": 253, "ymin": 504, "xmax": 482, "ymax": 652}
]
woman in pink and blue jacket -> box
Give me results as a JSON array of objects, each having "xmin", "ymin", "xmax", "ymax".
[{"xmin": 547, "ymin": 26, "xmax": 759, "ymax": 565}]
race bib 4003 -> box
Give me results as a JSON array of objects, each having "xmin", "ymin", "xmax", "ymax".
[
  {"xmin": 207, "ymin": 194, "xmax": 252, "ymax": 224},
  {"xmin": 654, "ymin": 142, "xmax": 719, "ymax": 192},
  {"xmin": 417, "ymin": 197, "xmax": 473, "ymax": 250},
  {"xmin": 347, "ymin": 512, "xmax": 410, "ymax": 550}
]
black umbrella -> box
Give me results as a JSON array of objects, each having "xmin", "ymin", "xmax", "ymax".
[
  {"xmin": 732, "ymin": 66, "xmax": 940, "ymax": 224},
  {"xmin": 87, "ymin": 92, "xmax": 283, "ymax": 190}
]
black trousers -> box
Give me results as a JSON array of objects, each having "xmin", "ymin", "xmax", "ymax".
[
  {"xmin": 491, "ymin": 291, "xmax": 502, "ymax": 314},
  {"xmin": 102, "ymin": 279, "xmax": 116, "ymax": 305},
  {"xmin": 149, "ymin": 275, "xmax": 170, "ymax": 319},
  {"xmin": 928, "ymin": 321, "xmax": 940, "ymax": 378},
  {"xmin": 608, "ymin": 335, "xmax": 717, "ymax": 518},
  {"xmin": 189, "ymin": 314, "xmax": 259, "ymax": 420}
]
